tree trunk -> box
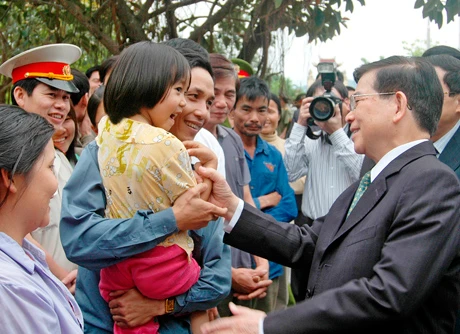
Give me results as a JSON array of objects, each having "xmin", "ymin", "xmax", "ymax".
[
  {"xmin": 114, "ymin": 0, "xmax": 148, "ymax": 44},
  {"xmin": 238, "ymin": 0, "xmax": 292, "ymax": 64},
  {"xmin": 164, "ymin": 0, "xmax": 178, "ymax": 40}
]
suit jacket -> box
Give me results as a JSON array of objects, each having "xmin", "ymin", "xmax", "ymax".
[
  {"xmin": 225, "ymin": 141, "xmax": 460, "ymax": 334},
  {"xmin": 439, "ymin": 126, "xmax": 460, "ymax": 179},
  {"xmin": 438, "ymin": 127, "xmax": 460, "ymax": 334}
]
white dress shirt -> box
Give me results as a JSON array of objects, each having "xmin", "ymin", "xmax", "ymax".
[{"xmin": 284, "ymin": 123, "xmax": 363, "ymax": 219}]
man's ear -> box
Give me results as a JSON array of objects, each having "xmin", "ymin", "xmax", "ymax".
[
  {"xmin": 13, "ymin": 86, "xmax": 27, "ymax": 108},
  {"xmin": 393, "ymin": 91, "xmax": 408, "ymax": 124},
  {"xmin": 455, "ymin": 95, "xmax": 460, "ymax": 114},
  {"xmin": 81, "ymin": 92, "xmax": 89, "ymax": 109}
]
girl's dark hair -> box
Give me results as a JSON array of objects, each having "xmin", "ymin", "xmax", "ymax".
[
  {"xmin": 104, "ymin": 42, "xmax": 190, "ymax": 124},
  {"xmin": 87, "ymin": 85, "xmax": 105, "ymax": 127},
  {"xmin": 0, "ymin": 104, "xmax": 54, "ymax": 207}
]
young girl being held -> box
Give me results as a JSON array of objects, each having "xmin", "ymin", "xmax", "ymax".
[{"xmin": 97, "ymin": 41, "xmax": 216, "ymax": 334}]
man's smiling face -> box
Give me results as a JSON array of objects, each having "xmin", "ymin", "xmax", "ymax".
[{"xmin": 170, "ymin": 67, "xmax": 215, "ymax": 141}]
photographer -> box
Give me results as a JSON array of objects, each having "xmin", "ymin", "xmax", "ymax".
[{"xmin": 284, "ymin": 78, "xmax": 363, "ymax": 301}]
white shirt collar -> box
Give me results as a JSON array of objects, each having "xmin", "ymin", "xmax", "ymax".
[{"xmin": 370, "ymin": 139, "xmax": 428, "ymax": 182}]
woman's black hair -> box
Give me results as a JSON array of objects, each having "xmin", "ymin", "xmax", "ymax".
[
  {"xmin": 64, "ymin": 106, "xmax": 79, "ymax": 166},
  {"xmin": 0, "ymin": 104, "xmax": 54, "ymax": 207},
  {"xmin": 87, "ymin": 85, "xmax": 105, "ymax": 127},
  {"xmin": 269, "ymin": 93, "xmax": 282, "ymax": 116}
]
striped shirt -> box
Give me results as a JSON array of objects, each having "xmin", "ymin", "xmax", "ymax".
[{"xmin": 284, "ymin": 123, "xmax": 363, "ymax": 219}]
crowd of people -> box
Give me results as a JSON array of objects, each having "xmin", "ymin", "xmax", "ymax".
[{"xmin": 0, "ymin": 39, "xmax": 459, "ymax": 334}]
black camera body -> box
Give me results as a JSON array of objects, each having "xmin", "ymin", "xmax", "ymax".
[{"xmin": 308, "ymin": 62, "xmax": 341, "ymax": 126}]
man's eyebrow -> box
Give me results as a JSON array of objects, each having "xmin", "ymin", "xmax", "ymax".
[{"xmin": 189, "ymin": 88, "xmax": 204, "ymax": 94}]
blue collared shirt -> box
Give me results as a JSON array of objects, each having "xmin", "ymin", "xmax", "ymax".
[
  {"xmin": 0, "ymin": 233, "xmax": 83, "ymax": 333},
  {"xmin": 245, "ymin": 136, "xmax": 297, "ymax": 279},
  {"xmin": 246, "ymin": 137, "xmax": 297, "ymax": 223},
  {"xmin": 60, "ymin": 141, "xmax": 231, "ymax": 333}
]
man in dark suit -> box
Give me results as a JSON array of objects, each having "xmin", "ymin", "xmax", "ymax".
[
  {"xmin": 200, "ymin": 56, "xmax": 460, "ymax": 334},
  {"xmin": 424, "ymin": 54, "xmax": 460, "ymax": 179},
  {"xmin": 424, "ymin": 51, "xmax": 460, "ymax": 334}
]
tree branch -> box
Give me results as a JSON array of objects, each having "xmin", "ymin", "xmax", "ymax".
[
  {"xmin": 146, "ymin": 0, "xmax": 206, "ymax": 21},
  {"xmin": 93, "ymin": 0, "xmax": 111, "ymax": 21},
  {"xmin": 56, "ymin": 0, "xmax": 120, "ymax": 54},
  {"xmin": 114, "ymin": 0, "xmax": 148, "ymax": 44},
  {"xmin": 164, "ymin": 0, "xmax": 178, "ymax": 39},
  {"xmin": 137, "ymin": 0, "xmax": 155, "ymax": 24},
  {"xmin": 188, "ymin": 0, "xmax": 245, "ymax": 42},
  {"xmin": 238, "ymin": 0, "xmax": 293, "ymax": 62}
]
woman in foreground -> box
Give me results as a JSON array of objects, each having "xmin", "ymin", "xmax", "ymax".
[{"xmin": 0, "ymin": 104, "xmax": 83, "ymax": 332}]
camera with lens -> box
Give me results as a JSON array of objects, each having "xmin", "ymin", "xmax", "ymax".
[{"xmin": 308, "ymin": 62, "xmax": 342, "ymax": 126}]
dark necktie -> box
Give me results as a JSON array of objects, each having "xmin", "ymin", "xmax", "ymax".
[{"xmin": 347, "ymin": 171, "xmax": 371, "ymax": 218}]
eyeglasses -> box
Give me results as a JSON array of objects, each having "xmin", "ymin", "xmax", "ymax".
[{"xmin": 350, "ymin": 92, "xmax": 396, "ymax": 111}]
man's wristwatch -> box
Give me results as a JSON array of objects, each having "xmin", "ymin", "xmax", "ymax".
[{"xmin": 165, "ymin": 298, "xmax": 175, "ymax": 314}]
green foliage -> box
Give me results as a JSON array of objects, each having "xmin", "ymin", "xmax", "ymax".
[
  {"xmin": 402, "ymin": 39, "xmax": 439, "ymax": 56},
  {"xmin": 268, "ymin": 74, "xmax": 307, "ymax": 100},
  {"xmin": 0, "ymin": 0, "xmax": 111, "ymax": 70},
  {"xmin": 0, "ymin": 0, "xmax": 458, "ymax": 102},
  {"xmin": 415, "ymin": 0, "xmax": 460, "ymax": 28}
]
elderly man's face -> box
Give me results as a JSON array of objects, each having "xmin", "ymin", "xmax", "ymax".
[
  {"xmin": 346, "ymin": 71, "xmax": 395, "ymax": 162},
  {"xmin": 208, "ymin": 75, "xmax": 237, "ymax": 127}
]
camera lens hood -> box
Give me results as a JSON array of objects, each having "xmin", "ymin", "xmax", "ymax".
[{"xmin": 309, "ymin": 96, "xmax": 335, "ymax": 122}]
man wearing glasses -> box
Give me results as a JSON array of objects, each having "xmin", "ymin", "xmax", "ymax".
[{"xmin": 200, "ymin": 56, "xmax": 460, "ymax": 333}]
